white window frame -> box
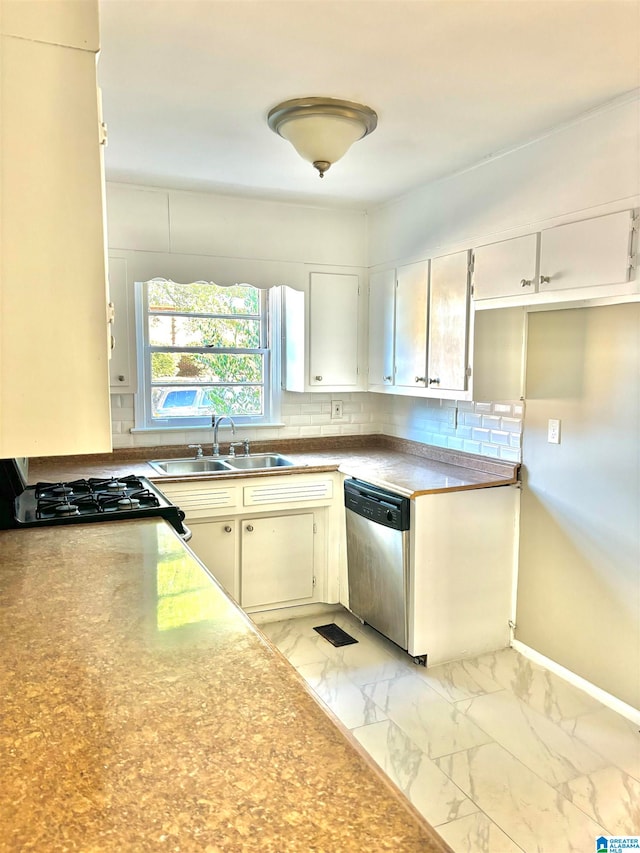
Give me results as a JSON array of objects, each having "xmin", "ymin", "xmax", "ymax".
[{"xmin": 134, "ymin": 278, "xmax": 274, "ymax": 430}]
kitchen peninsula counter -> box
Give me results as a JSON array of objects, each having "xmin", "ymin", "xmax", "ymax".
[
  {"xmin": 28, "ymin": 435, "xmax": 518, "ymax": 497},
  {"xmin": 0, "ymin": 519, "xmax": 451, "ymax": 852}
]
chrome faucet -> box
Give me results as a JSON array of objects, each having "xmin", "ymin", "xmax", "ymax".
[{"xmin": 211, "ymin": 414, "xmax": 236, "ymax": 456}]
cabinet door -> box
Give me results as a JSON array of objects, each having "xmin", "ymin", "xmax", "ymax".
[
  {"xmin": 241, "ymin": 514, "xmax": 315, "ymax": 608},
  {"xmin": 539, "ymin": 210, "xmax": 633, "ymax": 292},
  {"xmin": 394, "ymin": 261, "xmax": 428, "ymax": 389},
  {"xmin": 309, "ymin": 272, "xmax": 359, "ymax": 387},
  {"xmin": 428, "ymin": 251, "xmax": 470, "ymax": 392},
  {"xmin": 108, "ymin": 257, "xmax": 136, "ymax": 391},
  {"xmin": 188, "ymin": 518, "xmax": 239, "ymax": 601},
  {"xmin": 1, "ymin": 36, "xmax": 111, "ymax": 456},
  {"xmin": 473, "ymin": 234, "xmax": 539, "ymax": 300},
  {"xmin": 368, "ymin": 269, "xmax": 395, "ymax": 388},
  {"xmin": 280, "ymin": 285, "xmax": 305, "ymax": 392}
]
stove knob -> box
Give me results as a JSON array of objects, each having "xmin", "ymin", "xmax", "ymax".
[{"xmin": 386, "ymin": 510, "xmax": 394, "ymax": 523}]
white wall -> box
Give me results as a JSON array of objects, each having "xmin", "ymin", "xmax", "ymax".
[
  {"xmin": 107, "ymin": 183, "xmax": 368, "ymax": 270},
  {"xmin": 368, "ymin": 93, "xmax": 639, "ymax": 267},
  {"xmin": 517, "ymin": 304, "xmax": 640, "ymax": 710}
]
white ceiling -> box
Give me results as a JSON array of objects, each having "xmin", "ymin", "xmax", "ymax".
[{"xmin": 98, "ymin": 0, "xmax": 640, "ymax": 208}]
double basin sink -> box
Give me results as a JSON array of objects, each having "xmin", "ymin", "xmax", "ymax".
[{"xmin": 149, "ymin": 453, "xmax": 299, "ymax": 476}]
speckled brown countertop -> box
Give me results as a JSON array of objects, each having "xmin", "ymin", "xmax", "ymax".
[
  {"xmin": 0, "ymin": 519, "xmax": 452, "ymax": 852},
  {"xmin": 28, "ymin": 435, "xmax": 518, "ymax": 498}
]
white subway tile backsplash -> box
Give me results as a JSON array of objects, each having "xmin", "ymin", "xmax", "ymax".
[
  {"xmin": 481, "ymin": 415, "xmax": 501, "ymax": 430},
  {"xmin": 499, "ymin": 447, "xmax": 521, "ymax": 462},
  {"xmin": 501, "ymin": 417, "xmax": 523, "ymax": 433},
  {"xmin": 463, "ymin": 439, "xmax": 482, "ymax": 454},
  {"xmin": 109, "ymin": 390, "xmax": 524, "ymax": 462},
  {"xmin": 481, "ymin": 444, "xmax": 500, "ymax": 458},
  {"xmin": 471, "ymin": 427, "xmax": 491, "ymax": 443},
  {"xmin": 489, "ymin": 430, "xmax": 511, "ymax": 446}
]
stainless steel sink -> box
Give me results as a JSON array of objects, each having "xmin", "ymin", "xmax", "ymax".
[
  {"xmin": 149, "ymin": 458, "xmax": 234, "ymax": 475},
  {"xmin": 224, "ymin": 453, "xmax": 297, "ymax": 470},
  {"xmin": 149, "ymin": 453, "xmax": 299, "ymax": 475}
]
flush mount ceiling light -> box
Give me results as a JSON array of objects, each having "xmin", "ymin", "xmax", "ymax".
[{"xmin": 267, "ymin": 97, "xmax": 378, "ymax": 178}]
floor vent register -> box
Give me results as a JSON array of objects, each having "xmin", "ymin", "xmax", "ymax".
[{"xmin": 313, "ymin": 623, "xmax": 358, "ymax": 648}]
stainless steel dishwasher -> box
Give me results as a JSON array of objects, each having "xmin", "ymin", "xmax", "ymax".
[{"xmin": 344, "ymin": 478, "xmax": 411, "ymax": 651}]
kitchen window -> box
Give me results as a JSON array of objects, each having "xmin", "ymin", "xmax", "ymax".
[{"xmin": 136, "ymin": 279, "xmax": 271, "ymax": 428}]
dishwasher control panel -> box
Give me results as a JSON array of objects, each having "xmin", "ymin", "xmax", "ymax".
[{"xmin": 344, "ymin": 478, "xmax": 410, "ymax": 531}]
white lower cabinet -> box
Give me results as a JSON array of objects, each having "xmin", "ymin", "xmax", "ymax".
[
  {"xmin": 410, "ymin": 485, "xmax": 518, "ymax": 665},
  {"xmin": 188, "ymin": 518, "xmax": 239, "ymax": 600},
  {"xmin": 159, "ymin": 474, "xmax": 338, "ymax": 612},
  {"xmin": 240, "ymin": 513, "xmax": 315, "ymax": 608}
]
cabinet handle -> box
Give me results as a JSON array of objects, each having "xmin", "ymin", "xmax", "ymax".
[
  {"xmin": 314, "ymin": 375, "xmax": 323, "ymax": 381},
  {"xmin": 117, "ymin": 374, "xmax": 125, "ymax": 382},
  {"xmin": 224, "ymin": 525, "xmax": 232, "ymax": 533},
  {"xmin": 428, "ymin": 377, "xmax": 440, "ymax": 385},
  {"xmin": 383, "ymin": 375, "xmax": 392, "ymax": 382},
  {"xmin": 246, "ymin": 524, "xmax": 254, "ymax": 532},
  {"xmin": 520, "ymin": 278, "xmax": 533, "ymax": 287},
  {"xmin": 539, "ymin": 275, "xmax": 551, "ymax": 285},
  {"xmin": 415, "ymin": 376, "xmax": 426, "ymax": 384}
]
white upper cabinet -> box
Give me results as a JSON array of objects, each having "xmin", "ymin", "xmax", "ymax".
[
  {"xmin": 280, "ymin": 270, "xmax": 365, "ymax": 393},
  {"xmin": 367, "ymin": 269, "xmax": 395, "ymax": 389},
  {"xmin": 0, "ymin": 0, "xmax": 100, "ymax": 50},
  {"xmin": 394, "ymin": 261, "xmax": 428, "ymax": 389},
  {"xmin": 428, "ymin": 250, "xmax": 471, "ymax": 393},
  {"xmin": 108, "ymin": 257, "xmax": 136, "ymax": 392},
  {"xmin": 538, "ymin": 210, "xmax": 634, "ymax": 292},
  {"xmin": 472, "ymin": 210, "xmax": 636, "ymax": 308},
  {"xmin": 472, "ymin": 233, "xmax": 539, "ymax": 300},
  {"xmin": 308, "ymin": 271, "xmax": 362, "ymax": 390},
  {"xmin": 368, "ymin": 256, "xmax": 471, "ymax": 399},
  {"xmin": 0, "ymin": 17, "xmax": 111, "ymax": 456}
]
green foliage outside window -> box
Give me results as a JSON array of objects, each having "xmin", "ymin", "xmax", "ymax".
[{"xmin": 144, "ymin": 279, "xmax": 268, "ymax": 423}]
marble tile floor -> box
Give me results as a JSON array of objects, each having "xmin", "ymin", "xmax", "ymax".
[{"xmin": 259, "ymin": 608, "xmax": 640, "ymax": 853}]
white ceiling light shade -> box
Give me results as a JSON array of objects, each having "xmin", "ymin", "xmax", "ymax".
[{"xmin": 268, "ymin": 97, "xmax": 378, "ymax": 178}]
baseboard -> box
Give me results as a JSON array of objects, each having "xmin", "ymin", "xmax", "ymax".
[
  {"xmin": 249, "ymin": 602, "xmax": 344, "ymax": 626},
  {"xmin": 512, "ymin": 640, "xmax": 640, "ymax": 726}
]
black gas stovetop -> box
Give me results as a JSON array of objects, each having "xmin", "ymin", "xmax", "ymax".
[{"xmin": 5, "ymin": 471, "xmax": 187, "ymax": 535}]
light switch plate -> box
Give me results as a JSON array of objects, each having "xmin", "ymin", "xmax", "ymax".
[{"xmin": 547, "ymin": 418, "xmax": 561, "ymax": 444}]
